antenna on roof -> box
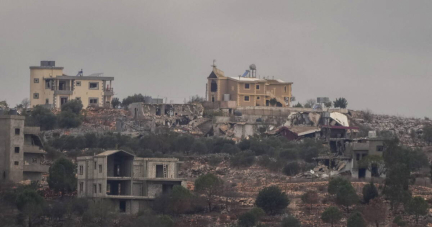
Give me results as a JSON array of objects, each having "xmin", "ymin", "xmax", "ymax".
[{"xmin": 211, "ymin": 59, "xmax": 217, "ymax": 68}]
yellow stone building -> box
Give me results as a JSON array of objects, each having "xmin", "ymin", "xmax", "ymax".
[
  {"xmin": 30, "ymin": 61, "xmax": 114, "ymax": 109},
  {"xmin": 206, "ymin": 66, "xmax": 293, "ymax": 107}
]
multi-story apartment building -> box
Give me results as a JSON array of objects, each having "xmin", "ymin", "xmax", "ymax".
[
  {"xmin": 77, "ymin": 150, "xmax": 185, "ymax": 214},
  {"xmin": 206, "ymin": 65, "xmax": 293, "ymax": 107},
  {"xmin": 30, "ymin": 61, "xmax": 114, "ymax": 109},
  {"xmin": 0, "ymin": 115, "xmax": 48, "ymax": 183}
]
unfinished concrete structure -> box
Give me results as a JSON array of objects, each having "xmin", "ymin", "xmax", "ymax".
[
  {"xmin": 30, "ymin": 61, "xmax": 114, "ymax": 109},
  {"xmin": 77, "ymin": 150, "xmax": 185, "ymax": 214},
  {"xmin": 0, "ymin": 115, "xmax": 48, "ymax": 183},
  {"xmin": 206, "ymin": 65, "xmax": 293, "ymax": 107}
]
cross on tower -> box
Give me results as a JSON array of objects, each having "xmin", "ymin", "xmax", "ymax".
[{"xmin": 211, "ymin": 59, "xmax": 216, "ymax": 68}]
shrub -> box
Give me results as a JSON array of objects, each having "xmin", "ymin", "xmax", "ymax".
[
  {"xmin": 238, "ymin": 212, "xmax": 257, "ymax": 227},
  {"xmin": 255, "ymin": 186, "xmax": 289, "ymax": 215},
  {"xmin": 27, "ymin": 105, "xmax": 57, "ymax": 130},
  {"xmin": 328, "ymin": 177, "xmax": 350, "ymax": 195},
  {"xmin": 279, "ymin": 149, "xmax": 298, "ymax": 160},
  {"xmin": 281, "ymin": 215, "xmax": 301, "ymax": 227},
  {"xmin": 336, "ymin": 183, "xmax": 359, "ymax": 212},
  {"xmin": 230, "ymin": 151, "xmax": 255, "ymax": 168},
  {"xmin": 347, "ymin": 212, "xmax": 366, "ymax": 227},
  {"xmin": 208, "ymin": 155, "xmax": 223, "ymax": 166},
  {"xmin": 321, "ymin": 206, "xmax": 342, "ymax": 227},
  {"xmin": 191, "ymin": 141, "xmax": 208, "ymax": 154},
  {"xmin": 61, "ymin": 99, "xmax": 83, "ymax": 114},
  {"xmin": 283, "ymin": 162, "xmax": 300, "ymax": 176},
  {"xmin": 249, "ymin": 207, "xmax": 265, "ymax": 220},
  {"xmin": 301, "ymin": 191, "xmax": 319, "ymax": 210},
  {"xmin": 57, "ymin": 111, "xmax": 81, "ymax": 128},
  {"xmin": 362, "ymin": 182, "xmax": 378, "ymax": 204},
  {"xmin": 405, "ymin": 196, "xmax": 429, "ymax": 224}
]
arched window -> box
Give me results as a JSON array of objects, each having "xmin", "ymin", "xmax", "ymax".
[{"xmin": 211, "ymin": 80, "xmax": 217, "ymax": 92}]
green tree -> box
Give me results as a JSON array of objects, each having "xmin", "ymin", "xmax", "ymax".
[
  {"xmin": 255, "ymin": 186, "xmax": 289, "ymax": 215},
  {"xmin": 336, "ymin": 183, "xmax": 358, "ymax": 212},
  {"xmin": 238, "ymin": 212, "xmax": 257, "ymax": 227},
  {"xmin": 249, "ymin": 207, "xmax": 265, "ymax": 220},
  {"xmin": 328, "ymin": 177, "xmax": 350, "ymax": 195},
  {"xmin": 423, "ymin": 123, "xmax": 432, "ymax": 145},
  {"xmin": 15, "ymin": 189, "xmax": 45, "ymax": 227},
  {"xmin": 121, "ymin": 93, "xmax": 146, "ymax": 108},
  {"xmin": 293, "ymin": 102, "xmax": 303, "ymax": 108},
  {"xmin": 362, "ymin": 182, "xmax": 378, "ymax": 204},
  {"xmin": 321, "ymin": 206, "xmax": 342, "ymax": 227},
  {"xmin": 47, "ymin": 158, "xmax": 77, "ymax": 196},
  {"xmin": 383, "ymin": 164, "xmax": 412, "ymax": 210},
  {"xmin": 281, "ymin": 215, "xmax": 301, "ymax": 227},
  {"xmin": 191, "ymin": 141, "xmax": 208, "ymax": 154},
  {"xmin": 304, "ymin": 99, "xmax": 316, "ymax": 108},
  {"xmin": 57, "ymin": 111, "xmax": 81, "ymax": 128},
  {"xmin": 169, "ymin": 185, "xmax": 193, "ymax": 214},
  {"xmin": 324, "ymin": 101, "xmax": 332, "ymax": 108},
  {"xmin": 301, "ymin": 191, "xmax": 319, "ymax": 210},
  {"xmin": 405, "ymin": 196, "xmax": 428, "ymax": 224},
  {"xmin": 61, "ymin": 99, "xmax": 83, "ymax": 114},
  {"xmin": 27, "ymin": 105, "xmax": 57, "ymax": 130},
  {"xmin": 333, "ymin": 97, "xmax": 348, "ymax": 108},
  {"xmin": 111, "ymin": 97, "xmax": 121, "ymax": 108},
  {"xmin": 194, "ymin": 173, "xmax": 224, "ymax": 211},
  {"xmin": 347, "ymin": 212, "xmax": 367, "ymax": 227}
]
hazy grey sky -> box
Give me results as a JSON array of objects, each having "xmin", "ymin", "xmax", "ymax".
[{"xmin": 1, "ymin": 0, "xmax": 431, "ymax": 118}]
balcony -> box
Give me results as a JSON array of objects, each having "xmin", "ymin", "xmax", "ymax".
[
  {"xmin": 23, "ymin": 145, "xmax": 46, "ymax": 154},
  {"xmin": 24, "ymin": 127, "xmax": 40, "ymax": 135},
  {"xmin": 54, "ymin": 90, "xmax": 73, "ymax": 95},
  {"xmin": 103, "ymin": 88, "xmax": 114, "ymax": 96},
  {"xmin": 24, "ymin": 164, "xmax": 49, "ymax": 173}
]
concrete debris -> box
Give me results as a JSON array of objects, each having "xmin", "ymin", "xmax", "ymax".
[{"xmin": 350, "ymin": 110, "xmax": 432, "ymax": 147}]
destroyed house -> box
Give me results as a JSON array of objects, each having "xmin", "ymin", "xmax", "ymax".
[
  {"xmin": 77, "ymin": 150, "xmax": 185, "ymax": 214},
  {"xmin": 0, "ymin": 115, "xmax": 48, "ymax": 183},
  {"xmin": 129, "ymin": 102, "xmax": 204, "ymax": 126},
  {"xmin": 276, "ymin": 126, "xmax": 321, "ymax": 141}
]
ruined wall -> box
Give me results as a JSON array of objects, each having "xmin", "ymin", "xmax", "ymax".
[{"xmin": 147, "ymin": 183, "xmax": 162, "ymax": 198}]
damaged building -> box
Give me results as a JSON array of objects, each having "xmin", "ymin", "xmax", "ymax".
[
  {"xmin": 0, "ymin": 115, "xmax": 48, "ymax": 183},
  {"xmin": 77, "ymin": 150, "xmax": 186, "ymax": 214},
  {"xmin": 120, "ymin": 102, "xmax": 211, "ymax": 135},
  {"xmin": 205, "ymin": 64, "xmax": 293, "ymax": 108}
]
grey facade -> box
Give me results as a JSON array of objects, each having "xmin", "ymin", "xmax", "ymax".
[
  {"xmin": 0, "ymin": 115, "xmax": 48, "ymax": 183},
  {"xmin": 346, "ymin": 138, "xmax": 386, "ymax": 179},
  {"xmin": 77, "ymin": 150, "xmax": 186, "ymax": 214}
]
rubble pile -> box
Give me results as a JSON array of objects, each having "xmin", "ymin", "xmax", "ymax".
[{"xmin": 350, "ymin": 110, "xmax": 432, "ymax": 147}]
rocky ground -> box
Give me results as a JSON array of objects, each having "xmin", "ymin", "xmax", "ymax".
[{"xmin": 178, "ymin": 155, "xmax": 432, "ymax": 227}]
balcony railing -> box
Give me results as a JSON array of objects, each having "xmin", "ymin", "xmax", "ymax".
[
  {"xmin": 23, "ymin": 164, "xmax": 49, "ymax": 173},
  {"xmin": 24, "ymin": 145, "xmax": 46, "ymax": 154},
  {"xmin": 54, "ymin": 90, "xmax": 73, "ymax": 95},
  {"xmin": 103, "ymin": 88, "xmax": 114, "ymax": 96}
]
